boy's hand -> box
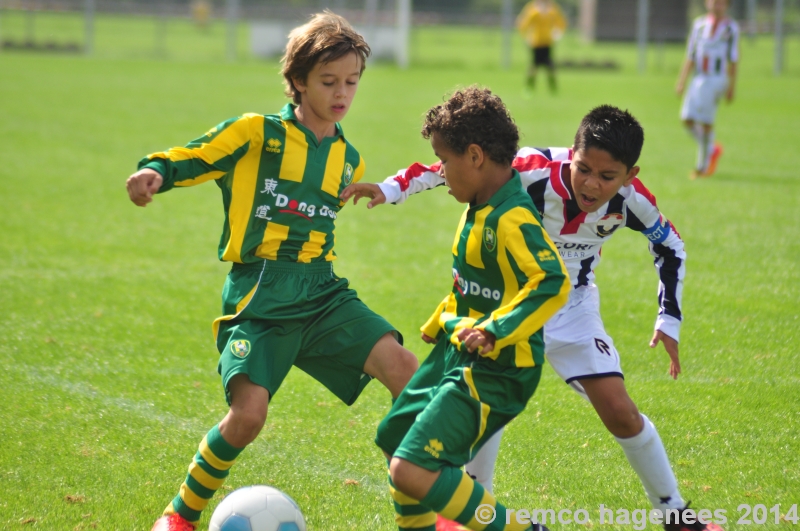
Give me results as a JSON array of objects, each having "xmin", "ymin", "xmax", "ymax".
[
  {"xmin": 127, "ymin": 168, "xmax": 163, "ymax": 207},
  {"xmin": 650, "ymin": 330, "xmax": 680, "ymax": 379},
  {"xmin": 340, "ymin": 182, "xmax": 386, "ymax": 209},
  {"xmin": 457, "ymin": 328, "xmax": 496, "ymax": 356},
  {"xmin": 421, "ymin": 332, "xmax": 437, "ymax": 345},
  {"xmin": 675, "ymin": 81, "xmax": 685, "ymax": 96}
]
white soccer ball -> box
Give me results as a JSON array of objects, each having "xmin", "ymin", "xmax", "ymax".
[{"xmin": 209, "ymin": 485, "xmax": 306, "ymax": 531}]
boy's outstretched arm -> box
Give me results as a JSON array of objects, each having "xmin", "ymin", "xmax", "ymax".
[
  {"xmin": 675, "ymin": 59, "xmax": 694, "ymax": 96},
  {"xmin": 726, "ymin": 61, "xmax": 737, "ymax": 102},
  {"xmin": 126, "ymin": 168, "xmax": 164, "ymax": 207},
  {"xmin": 340, "ymin": 182, "xmax": 386, "ymax": 208}
]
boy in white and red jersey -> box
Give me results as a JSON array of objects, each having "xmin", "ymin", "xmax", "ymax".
[
  {"xmin": 676, "ymin": 0, "xmax": 740, "ymax": 179},
  {"xmin": 342, "ymin": 105, "xmax": 722, "ymax": 531}
]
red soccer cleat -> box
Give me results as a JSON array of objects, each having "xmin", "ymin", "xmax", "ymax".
[
  {"xmin": 436, "ymin": 514, "xmax": 469, "ymax": 531},
  {"xmin": 151, "ymin": 513, "xmax": 196, "ymax": 531},
  {"xmin": 704, "ymin": 142, "xmax": 723, "ymax": 177}
]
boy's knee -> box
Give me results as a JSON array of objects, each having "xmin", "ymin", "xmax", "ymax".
[
  {"xmin": 365, "ymin": 334, "xmax": 418, "ymax": 395},
  {"xmin": 226, "ymin": 405, "xmax": 267, "ymax": 444},
  {"xmin": 601, "ymin": 399, "xmax": 643, "ymax": 437},
  {"xmin": 389, "ymin": 458, "xmax": 418, "ymax": 495},
  {"xmin": 394, "ymin": 346, "xmax": 419, "ymax": 375},
  {"xmin": 223, "ymin": 380, "xmax": 270, "ymax": 446}
]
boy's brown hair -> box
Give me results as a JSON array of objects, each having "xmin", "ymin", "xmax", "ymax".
[
  {"xmin": 281, "ymin": 11, "xmax": 371, "ymax": 104},
  {"xmin": 422, "ymin": 86, "xmax": 519, "ymax": 166}
]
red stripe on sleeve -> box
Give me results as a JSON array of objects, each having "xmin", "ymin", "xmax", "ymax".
[
  {"xmin": 631, "ymin": 177, "xmax": 658, "ymax": 206},
  {"xmin": 393, "ymin": 161, "xmax": 441, "ymax": 192},
  {"xmin": 668, "ymin": 220, "xmax": 682, "ymax": 239},
  {"xmin": 513, "ymin": 153, "xmax": 551, "ymax": 172}
]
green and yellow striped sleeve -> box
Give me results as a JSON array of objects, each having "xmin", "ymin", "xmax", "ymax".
[
  {"xmin": 138, "ymin": 113, "xmax": 263, "ymax": 192},
  {"xmin": 476, "ymin": 206, "xmax": 570, "ymax": 352}
]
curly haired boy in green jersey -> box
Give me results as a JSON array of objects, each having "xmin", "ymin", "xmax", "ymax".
[{"xmin": 375, "ymin": 87, "xmax": 570, "ymax": 531}]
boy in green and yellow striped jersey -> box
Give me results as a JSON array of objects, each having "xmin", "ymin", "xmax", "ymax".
[
  {"xmin": 374, "ymin": 87, "xmax": 570, "ymax": 531},
  {"xmin": 126, "ymin": 11, "xmax": 419, "ymax": 531}
]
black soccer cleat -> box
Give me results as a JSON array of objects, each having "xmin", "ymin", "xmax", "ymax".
[
  {"xmin": 663, "ymin": 503, "xmax": 724, "ymax": 531},
  {"xmin": 531, "ymin": 524, "xmax": 550, "ymax": 531}
]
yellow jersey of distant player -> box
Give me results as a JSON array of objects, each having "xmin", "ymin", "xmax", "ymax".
[{"xmin": 517, "ymin": 0, "xmax": 567, "ymax": 48}]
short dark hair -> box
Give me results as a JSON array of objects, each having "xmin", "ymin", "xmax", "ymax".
[
  {"xmin": 421, "ymin": 86, "xmax": 519, "ymax": 166},
  {"xmin": 573, "ymin": 105, "xmax": 644, "ymax": 170},
  {"xmin": 281, "ymin": 11, "xmax": 371, "ymax": 104}
]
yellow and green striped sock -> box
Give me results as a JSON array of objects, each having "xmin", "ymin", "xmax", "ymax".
[
  {"xmin": 164, "ymin": 425, "xmax": 244, "ymax": 524},
  {"xmin": 422, "ymin": 467, "xmax": 533, "ymax": 531}
]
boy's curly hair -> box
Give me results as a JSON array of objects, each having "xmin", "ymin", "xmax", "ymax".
[
  {"xmin": 574, "ymin": 105, "xmax": 644, "ymax": 170},
  {"xmin": 281, "ymin": 11, "xmax": 371, "ymax": 104},
  {"xmin": 421, "ymin": 86, "xmax": 519, "ymax": 166}
]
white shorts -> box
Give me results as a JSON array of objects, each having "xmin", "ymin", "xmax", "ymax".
[
  {"xmin": 544, "ymin": 285, "xmax": 622, "ymax": 396},
  {"xmin": 680, "ymin": 74, "xmax": 728, "ymax": 125}
]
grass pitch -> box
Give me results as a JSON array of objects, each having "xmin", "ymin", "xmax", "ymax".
[{"xmin": 0, "ymin": 23, "xmax": 799, "ymax": 531}]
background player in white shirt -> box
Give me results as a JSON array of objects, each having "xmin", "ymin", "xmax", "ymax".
[
  {"xmin": 676, "ymin": 0, "xmax": 740, "ymax": 179},
  {"xmin": 342, "ymin": 106, "xmax": 721, "ymax": 531}
]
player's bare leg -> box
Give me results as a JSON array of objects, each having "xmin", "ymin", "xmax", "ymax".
[
  {"xmin": 152, "ymin": 375, "xmax": 266, "ymax": 531},
  {"xmin": 526, "ymin": 64, "xmax": 538, "ymax": 90},
  {"xmin": 219, "ymin": 374, "xmax": 270, "ymax": 447},
  {"xmin": 546, "ymin": 65, "xmax": 557, "ymax": 93},
  {"xmin": 363, "ymin": 332, "xmax": 419, "ymax": 399}
]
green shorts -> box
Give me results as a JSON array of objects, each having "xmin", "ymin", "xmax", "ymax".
[
  {"xmin": 213, "ymin": 260, "xmax": 400, "ymax": 406},
  {"xmin": 375, "ymin": 338, "xmax": 541, "ymax": 471}
]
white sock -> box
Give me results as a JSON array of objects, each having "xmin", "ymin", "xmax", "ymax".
[
  {"xmin": 614, "ymin": 414, "xmax": 685, "ymax": 510},
  {"xmin": 465, "ymin": 426, "xmax": 504, "ymax": 495},
  {"xmin": 695, "ymin": 125, "xmax": 709, "ymax": 171}
]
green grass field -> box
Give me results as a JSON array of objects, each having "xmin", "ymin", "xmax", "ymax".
[{"xmin": 1, "ymin": 17, "xmax": 799, "ymax": 531}]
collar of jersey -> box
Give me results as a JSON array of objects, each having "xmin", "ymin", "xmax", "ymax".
[
  {"xmin": 472, "ymin": 170, "xmax": 522, "ymax": 209},
  {"xmin": 279, "ymin": 103, "xmax": 345, "ymax": 142}
]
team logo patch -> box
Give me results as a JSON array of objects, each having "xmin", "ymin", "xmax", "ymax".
[
  {"xmin": 596, "ymin": 213, "xmax": 624, "ymax": 237},
  {"xmin": 424, "ymin": 439, "xmax": 443, "ymax": 458},
  {"xmin": 483, "ymin": 227, "xmax": 497, "ymax": 252},
  {"xmin": 230, "ymin": 339, "xmax": 251, "ymax": 358},
  {"xmin": 537, "ymin": 249, "xmax": 556, "ymax": 261},
  {"xmin": 265, "ymin": 138, "xmax": 282, "ymax": 153},
  {"xmin": 343, "ymin": 163, "xmax": 354, "ymax": 186}
]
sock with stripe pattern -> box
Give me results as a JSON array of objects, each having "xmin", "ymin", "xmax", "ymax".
[
  {"xmin": 163, "ymin": 424, "xmax": 245, "ymax": 524},
  {"xmin": 422, "ymin": 466, "xmax": 534, "ymax": 531}
]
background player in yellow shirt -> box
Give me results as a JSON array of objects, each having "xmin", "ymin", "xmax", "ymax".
[
  {"xmin": 126, "ymin": 11, "xmax": 419, "ymax": 531},
  {"xmin": 517, "ymin": 0, "xmax": 567, "ymax": 93}
]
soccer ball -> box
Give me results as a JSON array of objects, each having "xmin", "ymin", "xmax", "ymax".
[{"xmin": 209, "ymin": 485, "xmax": 306, "ymax": 531}]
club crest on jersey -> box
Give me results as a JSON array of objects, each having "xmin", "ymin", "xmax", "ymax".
[
  {"xmin": 483, "ymin": 227, "xmax": 497, "ymax": 252},
  {"xmin": 230, "ymin": 340, "xmax": 251, "ymax": 358},
  {"xmin": 596, "ymin": 213, "xmax": 624, "ymax": 237},
  {"xmin": 265, "ymin": 138, "xmax": 282, "ymax": 153},
  {"xmin": 342, "ymin": 163, "xmax": 354, "ymax": 186}
]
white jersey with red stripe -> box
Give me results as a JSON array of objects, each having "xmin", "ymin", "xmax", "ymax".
[
  {"xmin": 377, "ymin": 146, "xmax": 686, "ymax": 341},
  {"xmin": 686, "ymin": 14, "xmax": 740, "ymax": 76}
]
